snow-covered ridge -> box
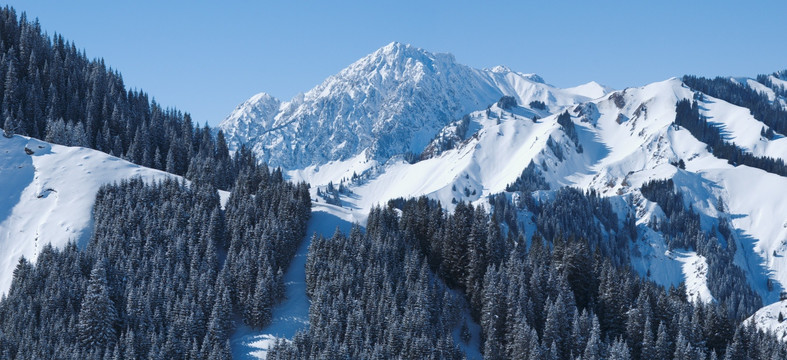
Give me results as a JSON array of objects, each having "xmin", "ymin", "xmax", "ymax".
[
  {"xmin": 0, "ymin": 135, "xmax": 229, "ymax": 295},
  {"xmin": 279, "ymin": 77, "xmax": 787, "ymax": 335},
  {"xmin": 218, "ymin": 42, "xmax": 610, "ymax": 169},
  {"xmin": 565, "ymin": 81, "xmax": 615, "ymax": 99}
]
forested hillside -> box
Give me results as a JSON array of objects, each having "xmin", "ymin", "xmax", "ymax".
[
  {"xmin": 269, "ymin": 196, "xmax": 787, "ymax": 360},
  {"xmin": 0, "ymin": 170, "xmax": 310, "ymax": 359},
  {"xmin": 0, "ymin": 7, "xmax": 312, "ymax": 359}
]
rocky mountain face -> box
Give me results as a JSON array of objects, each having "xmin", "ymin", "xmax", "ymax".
[{"xmin": 218, "ymin": 42, "xmax": 602, "ymax": 169}]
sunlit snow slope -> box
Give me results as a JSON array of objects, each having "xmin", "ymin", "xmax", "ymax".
[
  {"xmin": 747, "ymin": 300, "xmax": 787, "ymax": 341},
  {"xmin": 0, "ymin": 135, "xmax": 229, "ymax": 295}
]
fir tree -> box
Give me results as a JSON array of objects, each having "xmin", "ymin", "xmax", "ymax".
[{"xmin": 77, "ymin": 262, "xmax": 118, "ymax": 349}]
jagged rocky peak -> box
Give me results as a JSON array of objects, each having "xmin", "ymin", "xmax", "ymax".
[
  {"xmin": 219, "ymin": 92, "xmax": 281, "ymax": 143},
  {"xmin": 218, "ymin": 42, "xmax": 599, "ymax": 170},
  {"xmin": 354, "ymin": 41, "xmax": 455, "ymax": 72},
  {"xmin": 488, "ymin": 64, "xmax": 546, "ymax": 84},
  {"xmin": 247, "ymin": 92, "xmax": 280, "ymax": 106},
  {"xmin": 488, "ymin": 65, "xmax": 511, "ymax": 73},
  {"xmin": 237, "ymin": 92, "xmax": 281, "ymax": 122}
]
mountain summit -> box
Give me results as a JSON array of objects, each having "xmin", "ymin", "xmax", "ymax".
[{"xmin": 218, "ymin": 42, "xmax": 603, "ymax": 169}]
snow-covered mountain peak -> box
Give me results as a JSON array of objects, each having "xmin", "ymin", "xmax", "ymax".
[
  {"xmin": 486, "ymin": 64, "xmax": 546, "ymax": 84},
  {"xmin": 218, "ymin": 42, "xmax": 594, "ymax": 169},
  {"xmin": 248, "ymin": 91, "xmax": 279, "ymax": 104},
  {"xmin": 372, "ymin": 41, "xmax": 439, "ymax": 62},
  {"xmin": 344, "ymin": 41, "xmax": 439, "ymax": 78},
  {"xmin": 565, "ymin": 80, "xmax": 614, "ymax": 99},
  {"xmin": 379, "ymin": 40, "xmax": 406, "ymax": 52},
  {"xmin": 377, "ymin": 40, "xmax": 416, "ymax": 55},
  {"xmin": 489, "ymin": 65, "xmax": 512, "ymax": 73},
  {"xmin": 218, "ymin": 91, "xmax": 281, "ymax": 143},
  {"xmin": 327, "ymin": 42, "xmax": 474, "ymax": 90},
  {"xmin": 313, "ymin": 42, "xmax": 462, "ymax": 98}
]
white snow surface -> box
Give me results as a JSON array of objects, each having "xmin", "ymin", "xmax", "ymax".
[
  {"xmin": 629, "ymin": 230, "xmax": 715, "ymax": 304},
  {"xmin": 0, "ymin": 135, "xmax": 229, "ymax": 295},
  {"xmin": 564, "ymin": 81, "xmax": 614, "ymax": 99},
  {"xmin": 697, "ymin": 87, "xmax": 787, "ymax": 162},
  {"xmin": 748, "ymin": 300, "xmax": 787, "ymax": 341},
  {"xmin": 672, "ymin": 250, "xmax": 715, "ymax": 304}
]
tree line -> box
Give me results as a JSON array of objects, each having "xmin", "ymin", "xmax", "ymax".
[
  {"xmin": 682, "ymin": 74, "xmax": 786, "ymax": 138},
  {"xmin": 674, "ymin": 98, "xmax": 787, "ymax": 176}
]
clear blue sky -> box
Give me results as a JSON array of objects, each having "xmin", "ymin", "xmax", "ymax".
[{"xmin": 4, "ymin": 1, "xmax": 786, "ymax": 126}]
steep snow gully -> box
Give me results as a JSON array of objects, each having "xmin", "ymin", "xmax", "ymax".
[{"xmin": 230, "ymin": 204, "xmax": 353, "ymax": 359}]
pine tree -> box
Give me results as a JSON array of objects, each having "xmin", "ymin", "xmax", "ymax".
[
  {"xmin": 654, "ymin": 319, "xmax": 671, "ymax": 359},
  {"xmin": 723, "ymin": 327, "xmax": 746, "ymax": 360},
  {"xmin": 583, "ymin": 316, "xmax": 602, "ymax": 360},
  {"xmin": 77, "ymin": 262, "xmax": 118, "ymax": 349},
  {"xmin": 207, "ymin": 283, "xmax": 233, "ymax": 345},
  {"xmin": 608, "ymin": 337, "xmax": 631, "ymax": 360},
  {"xmin": 249, "ymin": 268, "xmax": 272, "ymax": 328},
  {"xmin": 2, "ymin": 113, "xmax": 14, "ymax": 137},
  {"xmin": 481, "ymin": 266, "xmax": 504, "ymax": 360},
  {"xmin": 640, "ymin": 317, "xmax": 655, "ymax": 358}
]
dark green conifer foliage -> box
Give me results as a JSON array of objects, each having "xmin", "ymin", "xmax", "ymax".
[{"xmin": 77, "ymin": 262, "xmax": 118, "ymax": 349}]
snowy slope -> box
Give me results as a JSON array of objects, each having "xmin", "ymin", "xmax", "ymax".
[
  {"xmin": 290, "ymin": 79, "xmax": 689, "ymax": 214},
  {"xmin": 284, "ymin": 78, "xmax": 787, "ymax": 309},
  {"xmin": 0, "ymin": 135, "xmax": 228, "ymax": 295},
  {"xmin": 218, "ymin": 42, "xmax": 605, "ymax": 169},
  {"xmin": 748, "ymin": 300, "xmax": 787, "ymax": 341},
  {"xmin": 734, "ymin": 76, "xmax": 787, "ymax": 109},
  {"xmin": 564, "ymin": 81, "xmax": 614, "ymax": 99},
  {"xmin": 767, "ymin": 74, "xmax": 787, "ymax": 109},
  {"xmin": 702, "ymin": 78, "xmax": 787, "ymax": 161}
]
